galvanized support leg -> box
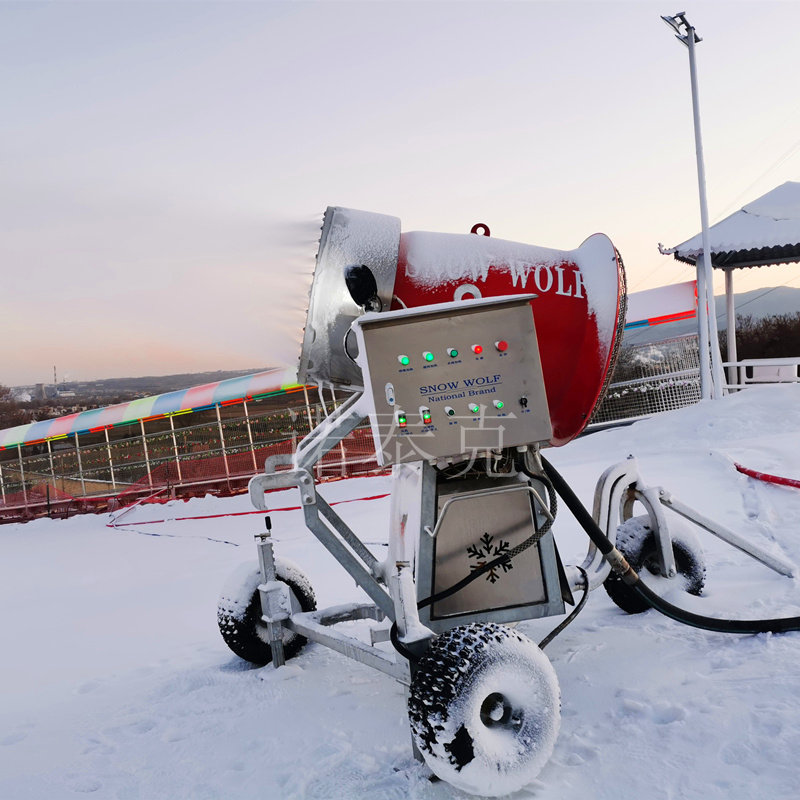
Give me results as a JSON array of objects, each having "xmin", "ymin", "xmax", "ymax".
[
  {"xmin": 293, "ymin": 392, "xmax": 368, "ymax": 471},
  {"xmin": 256, "ymin": 523, "xmax": 286, "ymax": 668},
  {"xmin": 594, "ymin": 459, "xmax": 796, "ymax": 581},
  {"xmin": 249, "ymin": 394, "xmax": 396, "ymax": 621},
  {"xmin": 303, "ymin": 500, "xmax": 396, "ymax": 619},
  {"xmin": 314, "ymin": 492, "xmax": 380, "ymax": 574},
  {"xmin": 658, "ymin": 490, "xmax": 795, "ymax": 577},
  {"xmin": 574, "ymin": 457, "xmax": 641, "ymax": 590},
  {"xmin": 390, "ymin": 561, "xmax": 434, "ymax": 659},
  {"xmin": 634, "ymin": 485, "xmax": 678, "ymax": 578}
]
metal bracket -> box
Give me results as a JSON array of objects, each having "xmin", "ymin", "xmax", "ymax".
[
  {"xmin": 658, "ymin": 491, "xmax": 795, "ymax": 577},
  {"xmin": 389, "ymin": 561, "xmax": 435, "ymax": 658},
  {"xmin": 293, "ymin": 392, "xmax": 371, "ymax": 471},
  {"xmin": 248, "ymin": 389, "xmax": 396, "ymax": 621},
  {"xmin": 575, "ymin": 457, "xmax": 642, "ymax": 591},
  {"xmin": 584, "ymin": 457, "xmax": 796, "ymax": 588},
  {"xmin": 636, "ymin": 485, "xmax": 677, "ymax": 577},
  {"xmin": 285, "ymin": 603, "xmax": 410, "ymax": 683},
  {"xmin": 249, "ymin": 468, "xmax": 316, "ymax": 510}
]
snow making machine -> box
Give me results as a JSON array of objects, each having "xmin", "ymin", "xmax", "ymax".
[{"xmin": 216, "ymin": 207, "xmax": 797, "ymax": 796}]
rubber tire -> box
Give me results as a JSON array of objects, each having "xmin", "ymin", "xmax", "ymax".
[
  {"xmin": 217, "ymin": 558, "xmax": 316, "ymax": 665},
  {"xmin": 604, "ymin": 514, "xmax": 706, "ymax": 615},
  {"xmin": 408, "ymin": 622, "xmax": 560, "ymax": 797}
]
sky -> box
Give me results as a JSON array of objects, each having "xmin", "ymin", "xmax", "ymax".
[{"xmin": 3, "ymin": 0, "xmax": 800, "ymax": 386}]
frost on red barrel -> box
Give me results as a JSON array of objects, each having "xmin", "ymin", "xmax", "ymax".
[{"xmin": 391, "ymin": 230, "xmax": 626, "ymax": 446}]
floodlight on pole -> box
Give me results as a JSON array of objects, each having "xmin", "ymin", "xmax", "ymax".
[
  {"xmin": 661, "ymin": 11, "xmax": 725, "ymax": 400},
  {"xmin": 661, "ymin": 12, "xmax": 700, "ymax": 43}
]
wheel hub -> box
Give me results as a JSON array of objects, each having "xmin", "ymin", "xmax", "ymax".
[{"xmin": 479, "ymin": 692, "xmax": 520, "ymax": 729}]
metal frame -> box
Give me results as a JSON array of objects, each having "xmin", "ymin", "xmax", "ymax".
[
  {"xmin": 243, "ymin": 330, "xmax": 796, "ymax": 689},
  {"xmin": 249, "ymin": 392, "xmax": 396, "ymax": 620},
  {"xmin": 286, "ymin": 604, "xmax": 408, "ymax": 682},
  {"xmin": 248, "ymin": 392, "xmax": 421, "ymax": 675},
  {"xmin": 585, "ymin": 457, "xmax": 796, "ymax": 588},
  {"xmin": 246, "ymin": 384, "xmax": 571, "ymax": 677}
]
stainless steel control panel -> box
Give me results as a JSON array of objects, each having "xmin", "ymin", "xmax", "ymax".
[{"xmin": 352, "ymin": 295, "xmax": 552, "ymax": 466}]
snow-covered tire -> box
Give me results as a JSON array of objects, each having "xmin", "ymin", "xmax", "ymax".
[
  {"xmin": 407, "ymin": 622, "xmax": 560, "ymax": 797},
  {"xmin": 604, "ymin": 514, "xmax": 705, "ymax": 614},
  {"xmin": 217, "ymin": 559, "xmax": 316, "ymax": 665}
]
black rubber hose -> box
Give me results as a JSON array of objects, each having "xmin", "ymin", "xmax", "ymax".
[
  {"xmin": 538, "ymin": 566, "xmax": 589, "ymax": 650},
  {"xmin": 540, "ymin": 454, "xmax": 800, "ymax": 636}
]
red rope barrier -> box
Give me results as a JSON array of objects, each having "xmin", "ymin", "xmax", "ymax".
[
  {"xmin": 108, "ymin": 492, "xmax": 391, "ymax": 527},
  {"xmin": 734, "ymin": 463, "xmax": 800, "ymax": 489}
]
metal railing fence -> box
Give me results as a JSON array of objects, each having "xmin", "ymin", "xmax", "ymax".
[
  {"xmin": 0, "ymin": 397, "xmax": 380, "ymax": 520},
  {"xmin": 723, "ymin": 357, "xmax": 800, "ymax": 390},
  {"xmin": 589, "ymin": 334, "xmax": 701, "ymax": 426},
  {"xmin": 17, "ymin": 335, "xmax": 791, "ymax": 521}
]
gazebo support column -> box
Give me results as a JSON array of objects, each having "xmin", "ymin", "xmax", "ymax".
[{"xmin": 725, "ymin": 270, "xmax": 738, "ymax": 388}]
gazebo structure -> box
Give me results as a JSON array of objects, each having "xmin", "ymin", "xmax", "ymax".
[{"xmin": 660, "ymin": 181, "xmax": 800, "ymax": 386}]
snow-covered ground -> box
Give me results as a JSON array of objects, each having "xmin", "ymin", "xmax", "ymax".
[{"xmin": 3, "ymin": 384, "xmax": 800, "ymax": 799}]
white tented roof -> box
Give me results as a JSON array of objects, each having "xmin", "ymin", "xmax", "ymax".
[{"xmin": 661, "ymin": 181, "xmax": 800, "ymax": 269}]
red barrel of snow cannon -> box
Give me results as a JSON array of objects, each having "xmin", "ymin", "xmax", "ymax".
[
  {"xmin": 392, "ymin": 229, "xmax": 626, "ymax": 445},
  {"xmin": 298, "ymin": 207, "xmax": 626, "ymax": 447}
]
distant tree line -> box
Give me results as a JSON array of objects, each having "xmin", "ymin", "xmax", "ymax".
[{"xmin": 718, "ymin": 312, "xmax": 800, "ymax": 360}]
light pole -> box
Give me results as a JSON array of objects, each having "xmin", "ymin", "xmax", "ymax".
[{"xmin": 662, "ymin": 11, "xmax": 726, "ymax": 400}]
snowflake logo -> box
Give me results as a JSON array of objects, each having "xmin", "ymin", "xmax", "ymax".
[{"xmin": 467, "ymin": 532, "xmax": 513, "ymax": 584}]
